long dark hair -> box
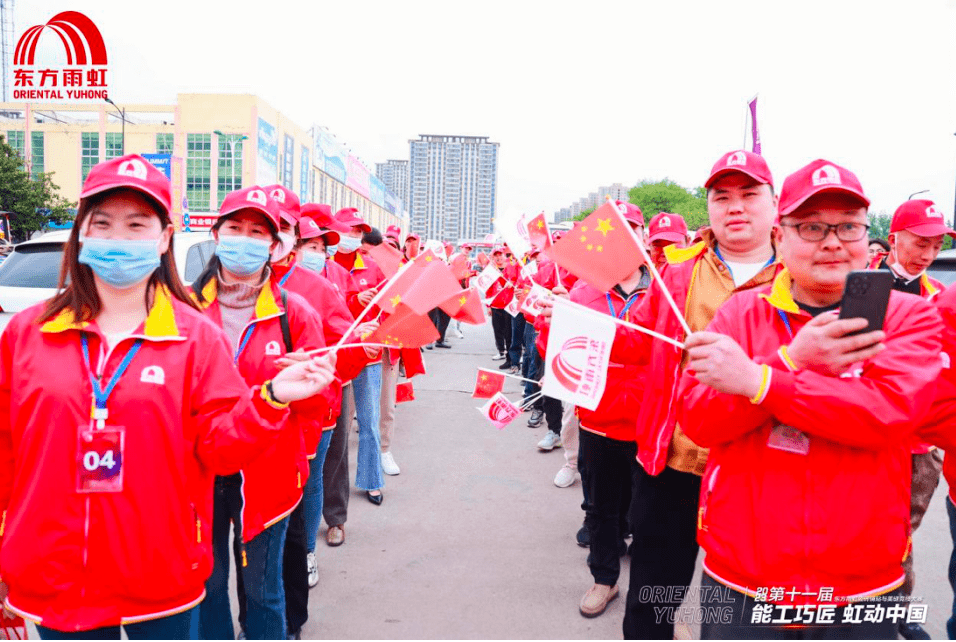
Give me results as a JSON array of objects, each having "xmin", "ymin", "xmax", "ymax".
[
  {"xmin": 191, "ymin": 212, "xmax": 280, "ymax": 304},
  {"xmin": 40, "ymin": 188, "xmax": 200, "ymax": 323}
]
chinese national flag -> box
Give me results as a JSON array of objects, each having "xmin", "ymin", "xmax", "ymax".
[
  {"xmin": 368, "ymin": 302, "xmax": 439, "ymax": 349},
  {"xmin": 489, "ymin": 283, "xmax": 514, "ymax": 308},
  {"xmin": 473, "ymin": 368, "xmax": 506, "ymax": 398},
  {"xmin": 366, "ymin": 243, "xmax": 404, "ymax": 278},
  {"xmin": 526, "ymin": 212, "xmax": 552, "ymax": 251},
  {"xmin": 400, "ymin": 347, "xmax": 426, "ymax": 378},
  {"xmin": 544, "ymin": 202, "xmax": 644, "ymax": 293},
  {"xmin": 399, "ymin": 260, "xmax": 463, "ymax": 316},
  {"xmin": 440, "ymin": 287, "xmax": 486, "ymax": 325},
  {"xmin": 449, "ymin": 253, "xmax": 471, "ymax": 280},
  {"xmin": 395, "ymin": 381, "xmax": 415, "ymax": 403}
]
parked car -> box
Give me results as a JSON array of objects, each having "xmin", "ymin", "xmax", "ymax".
[
  {"xmin": 928, "ymin": 248, "xmax": 956, "ymax": 287},
  {"xmin": 0, "ymin": 230, "xmax": 215, "ymax": 317}
]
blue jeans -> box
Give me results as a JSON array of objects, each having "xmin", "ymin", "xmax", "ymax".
[
  {"xmin": 522, "ymin": 322, "xmax": 540, "ymax": 401},
  {"xmin": 303, "ymin": 430, "xmax": 333, "ymax": 553},
  {"xmin": 947, "ymin": 496, "xmax": 956, "ymax": 639},
  {"xmin": 37, "ymin": 607, "xmax": 195, "ymax": 639},
  {"xmin": 508, "ymin": 314, "xmax": 526, "ymax": 367},
  {"xmin": 353, "ymin": 363, "xmax": 384, "ymax": 491},
  {"xmin": 242, "ymin": 517, "xmax": 290, "ymax": 640},
  {"xmin": 199, "ymin": 475, "xmax": 243, "ymax": 640}
]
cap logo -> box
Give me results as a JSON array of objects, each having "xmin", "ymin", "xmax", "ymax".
[
  {"xmin": 658, "ymin": 216, "xmax": 671, "ymax": 229},
  {"xmin": 117, "ymin": 159, "xmax": 148, "ymax": 181},
  {"xmin": 308, "ymin": 219, "xmax": 318, "ymax": 229},
  {"xmin": 247, "ymin": 189, "xmax": 267, "ymax": 206},
  {"xmin": 926, "ymin": 205, "xmax": 943, "ymax": 219},
  {"xmin": 811, "ymin": 165, "xmax": 841, "ymax": 187},
  {"xmin": 726, "ymin": 152, "xmax": 747, "ymax": 167},
  {"xmin": 270, "ymin": 188, "xmax": 286, "ymax": 203}
]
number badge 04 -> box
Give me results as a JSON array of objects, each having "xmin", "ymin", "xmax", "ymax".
[{"xmin": 76, "ymin": 425, "xmax": 125, "ymax": 493}]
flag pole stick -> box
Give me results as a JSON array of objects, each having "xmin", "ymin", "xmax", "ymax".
[
  {"xmin": 332, "ymin": 261, "xmax": 414, "ymax": 350},
  {"xmin": 478, "ymin": 367, "xmax": 537, "ymax": 385},
  {"xmin": 609, "ymin": 200, "xmax": 693, "ymax": 337},
  {"xmin": 306, "ymin": 342, "xmax": 393, "ymax": 356},
  {"xmin": 518, "ymin": 391, "xmax": 544, "ymax": 410},
  {"xmin": 560, "ymin": 298, "xmax": 685, "ymax": 350}
]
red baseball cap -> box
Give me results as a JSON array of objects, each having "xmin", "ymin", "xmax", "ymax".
[
  {"xmin": 80, "ymin": 154, "xmax": 172, "ymax": 218},
  {"xmin": 385, "ymin": 224, "xmax": 402, "ymax": 241},
  {"xmin": 298, "ymin": 214, "xmax": 341, "ymax": 245},
  {"xmin": 552, "ymin": 230, "xmax": 567, "ymax": 241},
  {"xmin": 648, "ymin": 212, "xmax": 689, "ymax": 244},
  {"xmin": 334, "ymin": 207, "xmax": 371, "ymax": 233},
  {"xmin": 890, "ymin": 199, "xmax": 956, "ymax": 239},
  {"xmin": 406, "ymin": 232, "xmax": 421, "ymax": 242},
  {"xmin": 778, "ymin": 159, "xmax": 870, "ymax": 217},
  {"xmin": 616, "ymin": 201, "xmax": 644, "ymax": 227},
  {"xmin": 492, "ymin": 245, "xmax": 505, "ymax": 255},
  {"xmin": 301, "ymin": 203, "xmax": 349, "ymax": 233},
  {"xmin": 265, "ymin": 185, "xmax": 301, "ymax": 226},
  {"xmin": 704, "ymin": 150, "xmax": 774, "ymax": 190},
  {"xmin": 218, "ymin": 186, "xmax": 281, "ymax": 234}
]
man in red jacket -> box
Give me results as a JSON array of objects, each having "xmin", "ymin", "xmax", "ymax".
[
  {"xmin": 680, "ymin": 159, "xmax": 942, "ymax": 638},
  {"xmin": 869, "ymin": 198, "xmax": 952, "ymax": 640},
  {"xmin": 615, "ymin": 151, "xmax": 780, "ymax": 640}
]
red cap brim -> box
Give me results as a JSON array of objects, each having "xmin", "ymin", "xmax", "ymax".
[
  {"xmin": 780, "ymin": 186, "xmax": 870, "ymax": 217},
  {"xmin": 899, "ymin": 222, "xmax": 956, "ymax": 240},
  {"xmin": 704, "ymin": 167, "xmax": 772, "ymax": 189},
  {"xmin": 217, "ymin": 205, "xmax": 279, "ymax": 235},
  {"xmin": 648, "ymin": 231, "xmax": 687, "ymax": 244}
]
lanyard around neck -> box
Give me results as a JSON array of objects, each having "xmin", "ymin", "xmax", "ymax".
[{"xmin": 81, "ymin": 334, "xmax": 144, "ymax": 424}]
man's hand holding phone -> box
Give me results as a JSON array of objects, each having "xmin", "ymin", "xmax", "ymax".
[{"xmin": 787, "ymin": 312, "xmax": 886, "ymax": 376}]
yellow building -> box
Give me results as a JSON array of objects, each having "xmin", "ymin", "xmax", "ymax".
[{"xmin": 0, "ymin": 93, "xmax": 404, "ymax": 232}]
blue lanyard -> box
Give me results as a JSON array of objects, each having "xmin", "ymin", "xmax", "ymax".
[
  {"xmin": 234, "ymin": 324, "xmax": 257, "ymax": 364},
  {"xmin": 713, "ymin": 245, "xmax": 775, "ymax": 282},
  {"xmin": 776, "ymin": 309, "xmax": 793, "ymax": 339},
  {"xmin": 81, "ymin": 334, "xmax": 144, "ymax": 414},
  {"xmin": 606, "ymin": 292, "xmax": 640, "ymax": 320},
  {"xmin": 278, "ymin": 264, "xmax": 296, "ymax": 287}
]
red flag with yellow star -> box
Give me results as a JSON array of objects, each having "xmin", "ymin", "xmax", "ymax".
[
  {"xmin": 544, "ymin": 202, "xmax": 644, "ymax": 293},
  {"xmin": 473, "ymin": 368, "xmax": 506, "ymax": 398},
  {"xmin": 367, "ymin": 303, "xmax": 439, "ymax": 349},
  {"xmin": 366, "ymin": 242, "xmax": 404, "ymax": 278},
  {"xmin": 439, "ymin": 287, "xmax": 486, "ymax": 324},
  {"xmin": 400, "ymin": 260, "xmax": 463, "ymax": 316},
  {"xmin": 526, "ymin": 212, "xmax": 552, "ymax": 251}
]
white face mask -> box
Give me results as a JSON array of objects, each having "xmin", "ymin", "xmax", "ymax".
[
  {"xmin": 889, "ymin": 261, "xmax": 923, "ymax": 282},
  {"xmin": 271, "ymin": 231, "xmax": 296, "ymax": 262},
  {"xmin": 337, "ymin": 236, "xmax": 362, "ymax": 254}
]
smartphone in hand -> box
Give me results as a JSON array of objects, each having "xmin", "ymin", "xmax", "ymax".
[{"xmin": 839, "ymin": 270, "xmax": 893, "ymax": 335}]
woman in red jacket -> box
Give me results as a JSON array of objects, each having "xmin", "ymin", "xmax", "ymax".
[
  {"xmin": 193, "ymin": 186, "xmax": 334, "ymax": 641},
  {"xmin": 0, "ymin": 155, "xmax": 335, "ymax": 640}
]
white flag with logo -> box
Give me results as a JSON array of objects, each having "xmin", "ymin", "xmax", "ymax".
[
  {"xmin": 519, "ymin": 283, "xmax": 552, "ymax": 316},
  {"xmin": 542, "ymin": 298, "xmax": 615, "ymax": 411},
  {"xmin": 474, "ymin": 264, "xmax": 503, "ymax": 294},
  {"xmin": 504, "ymin": 294, "xmax": 521, "ymax": 317}
]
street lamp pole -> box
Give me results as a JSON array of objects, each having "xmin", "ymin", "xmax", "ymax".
[
  {"xmin": 908, "ymin": 189, "xmax": 929, "ymax": 200},
  {"xmin": 213, "ymin": 130, "xmax": 249, "ymax": 190},
  {"xmin": 105, "ymin": 97, "xmax": 125, "ymax": 155}
]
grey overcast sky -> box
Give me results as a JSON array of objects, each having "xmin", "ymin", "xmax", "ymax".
[{"xmin": 14, "ymin": 0, "xmax": 956, "ymax": 223}]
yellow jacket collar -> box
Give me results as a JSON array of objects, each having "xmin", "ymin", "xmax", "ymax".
[
  {"xmin": 41, "ymin": 285, "xmax": 182, "ymax": 339},
  {"xmin": 352, "ymin": 253, "xmax": 366, "ymax": 270},
  {"xmin": 664, "ymin": 241, "xmax": 706, "ymax": 265},
  {"xmin": 759, "ymin": 268, "xmax": 803, "ymax": 315},
  {"xmin": 194, "ymin": 277, "xmax": 282, "ymax": 320},
  {"xmin": 921, "ymin": 272, "xmax": 940, "ymax": 298}
]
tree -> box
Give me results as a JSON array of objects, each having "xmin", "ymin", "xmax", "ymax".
[
  {"xmin": 571, "ymin": 206, "xmax": 596, "ymax": 222},
  {"xmin": 866, "ymin": 210, "xmax": 891, "ymax": 240},
  {"xmin": 0, "ymin": 135, "xmax": 75, "ymax": 241},
  {"xmin": 628, "ymin": 179, "xmax": 708, "ymax": 230}
]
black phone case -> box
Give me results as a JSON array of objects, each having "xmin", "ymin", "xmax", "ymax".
[{"xmin": 838, "ymin": 270, "xmax": 893, "ymax": 335}]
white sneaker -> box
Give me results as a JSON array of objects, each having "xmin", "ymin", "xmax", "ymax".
[
  {"xmin": 537, "ymin": 431, "xmax": 562, "ymax": 451},
  {"xmin": 455, "ymin": 329, "xmax": 465, "ymax": 339},
  {"xmin": 492, "ymin": 353, "xmax": 506, "ymax": 361},
  {"xmin": 381, "ymin": 451, "xmax": 400, "ymax": 476},
  {"xmin": 307, "ymin": 552, "xmax": 318, "ymax": 588},
  {"xmin": 554, "ymin": 464, "xmax": 577, "ymax": 488}
]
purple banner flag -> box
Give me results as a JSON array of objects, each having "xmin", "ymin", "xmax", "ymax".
[{"xmin": 749, "ymin": 96, "xmax": 761, "ymax": 155}]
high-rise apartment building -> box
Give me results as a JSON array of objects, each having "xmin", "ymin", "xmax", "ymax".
[
  {"xmin": 375, "ymin": 159, "xmax": 409, "ymax": 209},
  {"xmin": 407, "ymin": 134, "xmax": 499, "ymax": 242}
]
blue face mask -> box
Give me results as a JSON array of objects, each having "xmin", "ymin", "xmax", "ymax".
[
  {"xmin": 326, "ymin": 244, "xmax": 338, "ymax": 256},
  {"xmin": 79, "ymin": 236, "xmax": 162, "ymax": 289},
  {"xmin": 299, "ymin": 250, "xmax": 327, "ymax": 273},
  {"xmin": 215, "ymin": 235, "xmax": 272, "ymax": 276},
  {"xmin": 337, "ymin": 236, "xmax": 362, "ymax": 254}
]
